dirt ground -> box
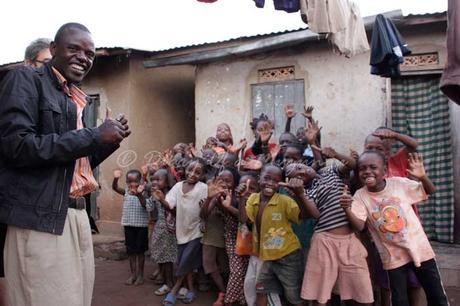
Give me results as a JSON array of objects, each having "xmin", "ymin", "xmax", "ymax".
[
  {"xmin": 92, "ymin": 258, "xmax": 216, "ymax": 306},
  {"xmin": 93, "ymin": 258, "xmax": 460, "ymax": 306}
]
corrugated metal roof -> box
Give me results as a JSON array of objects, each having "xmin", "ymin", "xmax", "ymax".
[{"xmin": 0, "ymin": 10, "xmax": 446, "ymax": 70}]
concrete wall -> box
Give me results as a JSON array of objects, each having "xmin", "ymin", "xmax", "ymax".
[
  {"xmin": 83, "ymin": 55, "xmax": 195, "ymax": 235},
  {"xmin": 195, "ymin": 40, "xmax": 387, "ymax": 156}
]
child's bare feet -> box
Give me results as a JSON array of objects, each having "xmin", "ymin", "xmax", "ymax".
[
  {"xmin": 134, "ymin": 276, "xmax": 144, "ymax": 286},
  {"xmin": 125, "ymin": 276, "xmax": 136, "ymax": 285}
]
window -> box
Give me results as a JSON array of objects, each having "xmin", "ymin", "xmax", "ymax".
[{"xmin": 251, "ymin": 79, "xmax": 306, "ymax": 140}]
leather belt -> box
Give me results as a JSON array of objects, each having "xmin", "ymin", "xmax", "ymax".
[{"xmin": 68, "ymin": 197, "xmax": 86, "ymax": 210}]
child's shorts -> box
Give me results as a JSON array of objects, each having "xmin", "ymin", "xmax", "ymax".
[
  {"xmin": 202, "ymin": 244, "xmax": 229, "ymax": 275},
  {"xmin": 124, "ymin": 226, "xmax": 148, "ymax": 255},
  {"xmin": 301, "ymin": 231, "xmax": 374, "ymax": 304},
  {"xmin": 255, "ymin": 248, "xmax": 304, "ymax": 305},
  {"xmin": 176, "ymin": 237, "xmax": 202, "ymax": 277}
]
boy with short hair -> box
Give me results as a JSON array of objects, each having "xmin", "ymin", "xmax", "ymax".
[{"xmin": 240, "ymin": 165, "xmax": 319, "ymax": 306}]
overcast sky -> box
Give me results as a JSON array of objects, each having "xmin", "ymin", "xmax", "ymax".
[{"xmin": 0, "ymin": 0, "xmax": 446, "ymax": 65}]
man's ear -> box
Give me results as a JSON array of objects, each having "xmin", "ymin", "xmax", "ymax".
[{"xmin": 49, "ymin": 41, "xmax": 57, "ymax": 57}]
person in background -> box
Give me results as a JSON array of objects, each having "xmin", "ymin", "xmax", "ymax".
[{"xmin": 24, "ymin": 38, "xmax": 52, "ymax": 67}]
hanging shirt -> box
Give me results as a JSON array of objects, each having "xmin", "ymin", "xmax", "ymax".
[
  {"xmin": 51, "ymin": 67, "xmax": 99, "ymax": 198},
  {"xmin": 440, "ymin": 0, "xmax": 460, "ymax": 105}
]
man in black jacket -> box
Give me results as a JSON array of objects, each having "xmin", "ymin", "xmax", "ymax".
[{"xmin": 0, "ymin": 23, "xmax": 130, "ymax": 306}]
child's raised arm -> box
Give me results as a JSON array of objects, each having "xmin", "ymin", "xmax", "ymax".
[
  {"xmin": 133, "ymin": 184, "xmax": 146, "ymax": 208},
  {"xmin": 282, "ymin": 178, "xmax": 320, "ymax": 219},
  {"xmin": 407, "ymin": 153, "xmax": 436, "ymax": 194},
  {"xmin": 112, "ymin": 170, "xmax": 125, "ymax": 195},
  {"xmin": 318, "ymin": 146, "xmax": 357, "ymax": 175},
  {"xmin": 373, "ymin": 128, "xmax": 418, "ymax": 152},
  {"xmin": 152, "ymin": 189, "xmax": 174, "ymax": 211},
  {"xmin": 284, "ymin": 104, "xmax": 297, "ymax": 133},
  {"xmin": 236, "ymin": 180, "xmax": 252, "ymax": 224},
  {"xmin": 340, "ymin": 186, "xmax": 366, "ymax": 231}
]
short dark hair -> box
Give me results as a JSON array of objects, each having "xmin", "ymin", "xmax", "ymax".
[
  {"xmin": 260, "ymin": 164, "xmax": 282, "ymax": 177},
  {"xmin": 359, "ymin": 150, "xmax": 387, "ymax": 165},
  {"xmin": 54, "ymin": 23, "xmax": 91, "ymax": 44},
  {"xmin": 126, "ymin": 169, "xmax": 142, "ymax": 181},
  {"xmin": 24, "ymin": 38, "xmax": 51, "ymax": 61}
]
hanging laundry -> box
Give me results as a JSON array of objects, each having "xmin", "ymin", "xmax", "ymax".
[
  {"xmin": 299, "ymin": 0, "xmax": 347, "ymax": 34},
  {"xmin": 253, "ymin": 0, "xmax": 300, "ymax": 13},
  {"xmin": 274, "ymin": 0, "xmax": 300, "ymax": 13},
  {"xmin": 370, "ymin": 14, "xmax": 411, "ymax": 77},
  {"xmin": 329, "ymin": 0, "xmax": 369, "ymax": 57},
  {"xmin": 440, "ymin": 0, "xmax": 460, "ymax": 104},
  {"xmin": 197, "ymin": 0, "xmax": 218, "ymax": 2},
  {"xmin": 254, "ymin": 0, "xmax": 265, "ymax": 8}
]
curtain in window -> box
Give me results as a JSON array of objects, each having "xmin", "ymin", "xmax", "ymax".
[{"xmin": 392, "ymin": 76, "xmax": 454, "ymax": 242}]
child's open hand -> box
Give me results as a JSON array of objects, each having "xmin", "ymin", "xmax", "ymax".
[
  {"xmin": 407, "ymin": 153, "xmax": 426, "ymax": 179},
  {"xmin": 305, "ymin": 120, "xmax": 322, "ymax": 144},
  {"xmin": 349, "ymin": 148, "xmax": 359, "ymax": 160},
  {"xmin": 302, "ymin": 106, "xmax": 314, "ymax": 121},
  {"xmin": 339, "ymin": 185, "xmax": 352, "ymax": 210},
  {"xmin": 372, "ymin": 128, "xmax": 397, "ymax": 139},
  {"xmin": 208, "ymin": 178, "xmax": 227, "ymax": 199},
  {"xmin": 235, "ymin": 179, "xmax": 253, "ymax": 199},
  {"xmin": 141, "ymin": 164, "xmax": 150, "ymax": 176},
  {"xmin": 320, "ymin": 147, "xmax": 337, "ymax": 159},
  {"xmin": 284, "ymin": 177, "xmax": 305, "ymax": 197},
  {"xmin": 284, "ymin": 104, "xmax": 297, "ymax": 119},
  {"xmin": 152, "ymin": 190, "xmax": 165, "ymax": 201},
  {"xmin": 113, "ymin": 169, "xmax": 122, "ymax": 178}
]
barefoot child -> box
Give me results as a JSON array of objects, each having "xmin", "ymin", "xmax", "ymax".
[
  {"xmin": 341, "ymin": 151, "xmax": 448, "ymax": 306},
  {"xmin": 240, "ymin": 165, "xmax": 319, "ymax": 306},
  {"xmin": 148, "ymin": 169, "xmax": 177, "ymax": 296},
  {"xmin": 112, "ymin": 169, "xmax": 148, "ymax": 286},
  {"xmin": 157, "ymin": 159, "xmax": 208, "ymax": 305}
]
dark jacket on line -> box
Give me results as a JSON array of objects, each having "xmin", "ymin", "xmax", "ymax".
[
  {"xmin": 370, "ymin": 14, "xmax": 411, "ymax": 77},
  {"xmin": 0, "ymin": 63, "xmax": 118, "ymax": 235}
]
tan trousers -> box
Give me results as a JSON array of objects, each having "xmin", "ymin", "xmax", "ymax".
[{"xmin": 4, "ymin": 209, "xmax": 94, "ymax": 306}]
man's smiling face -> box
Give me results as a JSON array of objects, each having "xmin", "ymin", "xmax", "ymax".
[{"xmin": 50, "ymin": 28, "xmax": 95, "ymax": 84}]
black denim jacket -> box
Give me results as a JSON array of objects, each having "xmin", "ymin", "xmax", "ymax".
[{"xmin": 0, "ymin": 63, "xmax": 118, "ymax": 235}]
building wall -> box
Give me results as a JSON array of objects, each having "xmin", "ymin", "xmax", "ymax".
[
  {"xmin": 195, "ymin": 41, "xmax": 387, "ymax": 156},
  {"xmin": 83, "ymin": 55, "xmax": 195, "ymax": 235}
]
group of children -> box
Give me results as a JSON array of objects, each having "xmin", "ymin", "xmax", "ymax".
[{"xmin": 111, "ymin": 106, "xmax": 449, "ymax": 306}]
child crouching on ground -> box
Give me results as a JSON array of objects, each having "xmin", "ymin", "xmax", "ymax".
[
  {"xmin": 240, "ymin": 165, "xmax": 318, "ymax": 306},
  {"xmin": 341, "ymin": 151, "xmax": 449, "ymax": 306},
  {"xmin": 112, "ymin": 169, "xmax": 148, "ymax": 286}
]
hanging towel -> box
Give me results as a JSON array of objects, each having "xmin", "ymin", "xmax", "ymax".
[
  {"xmin": 370, "ymin": 14, "xmax": 411, "ymax": 77},
  {"xmin": 440, "ymin": 0, "xmax": 460, "ymax": 104},
  {"xmin": 301, "ymin": 0, "xmax": 347, "ymax": 33},
  {"xmin": 329, "ymin": 0, "xmax": 369, "ymax": 57}
]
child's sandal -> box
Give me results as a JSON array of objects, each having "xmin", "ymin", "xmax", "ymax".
[
  {"xmin": 182, "ymin": 291, "xmax": 196, "ymax": 304},
  {"xmin": 155, "ymin": 284, "xmax": 171, "ymax": 296},
  {"xmin": 162, "ymin": 292, "xmax": 176, "ymax": 306}
]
